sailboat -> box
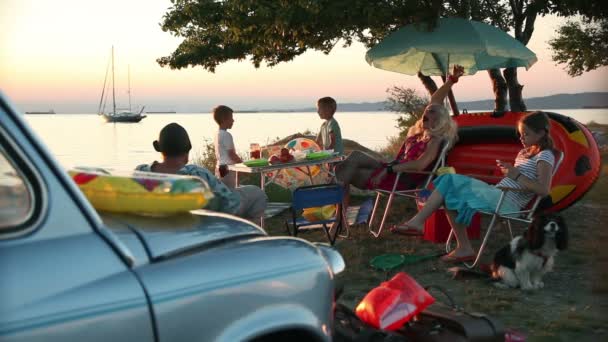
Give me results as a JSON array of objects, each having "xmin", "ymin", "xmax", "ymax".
[{"xmin": 98, "ymin": 46, "xmax": 147, "ymax": 123}]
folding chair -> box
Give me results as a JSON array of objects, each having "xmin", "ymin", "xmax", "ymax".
[
  {"xmin": 368, "ymin": 139, "xmax": 451, "ymax": 237},
  {"xmin": 446, "ymin": 151, "xmax": 565, "ymax": 268},
  {"xmin": 285, "ymin": 184, "xmax": 345, "ymax": 245}
]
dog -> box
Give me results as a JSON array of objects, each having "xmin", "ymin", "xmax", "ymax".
[{"xmin": 491, "ymin": 214, "xmax": 568, "ymax": 290}]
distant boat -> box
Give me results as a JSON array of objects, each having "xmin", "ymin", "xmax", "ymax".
[
  {"xmin": 25, "ymin": 109, "xmax": 55, "ymax": 114},
  {"xmin": 146, "ymin": 111, "xmax": 176, "ymax": 114},
  {"xmin": 97, "ymin": 46, "xmax": 146, "ymax": 123}
]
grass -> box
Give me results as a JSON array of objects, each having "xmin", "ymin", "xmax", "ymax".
[{"xmin": 259, "ymin": 149, "xmax": 608, "ymax": 341}]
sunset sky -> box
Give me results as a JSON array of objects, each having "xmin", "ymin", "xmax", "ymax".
[{"xmin": 2, "ymin": 0, "xmax": 607, "ymax": 113}]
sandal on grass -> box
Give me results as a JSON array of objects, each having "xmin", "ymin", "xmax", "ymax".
[{"xmin": 389, "ymin": 223, "xmax": 424, "ymax": 236}]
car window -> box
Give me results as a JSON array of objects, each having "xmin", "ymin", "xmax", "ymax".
[{"xmin": 0, "ymin": 145, "xmax": 34, "ymax": 229}]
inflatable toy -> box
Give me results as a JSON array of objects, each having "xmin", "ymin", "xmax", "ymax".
[
  {"xmin": 267, "ymin": 138, "xmax": 324, "ymax": 189},
  {"xmin": 285, "ymin": 137, "xmax": 318, "ymax": 152},
  {"xmin": 302, "ymin": 204, "xmax": 337, "ymax": 222},
  {"xmin": 69, "ymin": 167, "xmax": 214, "ymax": 214},
  {"xmin": 449, "ymin": 111, "xmax": 601, "ymax": 212},
  {"xmin": 355, "ymin": 272, "xmax": 435, "ymax": 331}
]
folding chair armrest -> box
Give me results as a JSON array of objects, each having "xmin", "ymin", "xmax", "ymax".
[
  {"xmin": 463, "ymin": 173, "xmax": 503, "ymax": 181},
  {"xmin": 396, "ymin": 170, "xmax": 435, "ymax": 175},
  {"xmin": 496, "ymin": 186, "xmax": 533, "ymax": 193}
]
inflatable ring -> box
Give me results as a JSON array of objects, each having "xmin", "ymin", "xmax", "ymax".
[
  {"xmin": 267, "ymin": 138, "xmax": 324, "ymax": 190},
  {"xmin": 69, "ymin": 167, "xmax": 214, "ymax": 214},
  {"xmin": 449, "ymin": 111, "xmax": 601, "ymax": 212}
]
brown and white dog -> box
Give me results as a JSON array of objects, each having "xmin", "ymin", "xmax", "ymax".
[{"xmin": 491, "ymin": 214, "xmax": 568, "ymax": 290}]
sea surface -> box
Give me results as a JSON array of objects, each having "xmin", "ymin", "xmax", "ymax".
[{"xmin": 24, "ymin": 109, "xmax": 607, "ymax": 170}]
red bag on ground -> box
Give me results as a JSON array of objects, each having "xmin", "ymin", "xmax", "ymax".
[{"xmin": 355, "ymin": 272, "xmax": 435, "ymax": 331}]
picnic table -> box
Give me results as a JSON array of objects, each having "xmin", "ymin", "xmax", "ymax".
[{"xmin": 228, "ymin": 154, "xmax": 345, "ymax": 227}]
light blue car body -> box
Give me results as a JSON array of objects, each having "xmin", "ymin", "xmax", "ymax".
[{"xmin": 0, "ymin": 93, "xmax": 344, "ymax": 342}]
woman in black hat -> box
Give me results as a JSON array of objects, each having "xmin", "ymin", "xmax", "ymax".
[{"xmin": 136, "ymin": 123, "xmax": 267, "ymax": 221}]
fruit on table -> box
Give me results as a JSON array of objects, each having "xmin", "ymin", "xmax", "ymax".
[
  {"xmin": 279, "ymin": 148, "xmax": 294, "ymax": 163},
  {"xmin": 269, "ymin": 155, "xmax": 281, "ymax": 165}
]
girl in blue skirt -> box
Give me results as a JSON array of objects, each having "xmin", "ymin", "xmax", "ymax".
[{"xmin": 392, "ymin": 111, "xmax": 556, "ymax": 263}]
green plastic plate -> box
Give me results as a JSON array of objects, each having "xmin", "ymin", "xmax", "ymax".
[
  {"xmin": 370, "ymin": 254, "xmax": 406, "ymax": 271},
  {"xmin": 306, "ymin": 151, "xmax": 331, "ymax": 160},
  {"xmin": 243, "ymin": 159, "xmax": 269, "ymax": 167},
  {"xmin": 370, "ymin": 253, "xmax": 443, "ymax": 271}
]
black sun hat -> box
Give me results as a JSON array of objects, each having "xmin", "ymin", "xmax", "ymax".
[{"xmin": 153, "ymin": 123, "xmax": 192, "ymax": 156}]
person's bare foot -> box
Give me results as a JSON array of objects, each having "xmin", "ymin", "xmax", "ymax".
[{"xmin": 440, "ymin": 249, "xmax": 475, "ymax": 263}]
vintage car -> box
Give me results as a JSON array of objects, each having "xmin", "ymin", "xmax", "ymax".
[{"xmin": 0, "ymin": 93, "xmax": 345, "ymax": 342}]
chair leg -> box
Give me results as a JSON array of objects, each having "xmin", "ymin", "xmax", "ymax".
[
  {"xmin": 374, "ymin": 192, "xmax": 396, "ymax": 238},
  {"xmin": 506, "ymin": 220, "xmax": 514, "ymax": 239},
  {"xmin": 324, "ymin": 221, "xmax": 341, "ymax": 245},
  {"xmin": 322, "ymin": 223, "xmax": 332, "ymax": 244},
  {"xmin": 446, "ymin": 230, "xmax": 455, "ymax": 254},
  {"xmin": 368, "ymin": 193, "xmax": 382, "ymax": 230},
  {"xmin": 292, "ymin": 215, "xmax": 299, "ymax": 237},
  {"xmin": 284, "ymin": 221, "xmax": 292, "ymax": 236},
  {"xmin": 338, "ymin": 208, "xmax": 350, "ymax": 238},
  {"xmin": 463, "ymin": 213, "xmax": 501, "ymax": 269}
]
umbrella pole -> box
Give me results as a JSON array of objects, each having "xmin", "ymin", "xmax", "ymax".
[{"xmin": 441, "ymin": 75, "xmax": 460, "ymax": 116}]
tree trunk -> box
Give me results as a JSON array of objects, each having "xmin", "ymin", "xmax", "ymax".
[
  {"xmin": 503, "ymin": 67, "xmax": 526, "ymax": 112},
  {"xmin": 417, "ymin": 72, "xmax": 438, "ymax": 96},
  {"xmin": 487, "ymin": 69, "xmax": 508, "ymax": 112}
]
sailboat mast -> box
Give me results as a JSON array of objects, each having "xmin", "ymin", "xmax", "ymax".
[
  {"xmin": 112, "ymin": 45, "xmax": 116, "ymax": 115},
  {"xmin": 128, "ymin": 65, "xmax": 132, "ymax": 112}
]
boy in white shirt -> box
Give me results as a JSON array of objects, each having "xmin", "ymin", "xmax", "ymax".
[{"xmin": 213, "ymin": 105, "xmax": 242, "ymax": 189}]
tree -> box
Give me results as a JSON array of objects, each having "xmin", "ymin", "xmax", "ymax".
[
  {"xmin": 158, "ymin": 1, "xmax": 606, "ymax": 112},
  {"xmin": 549, "ymin": 19, "xmax": 608, "ymax": 76},
  {"xmin": 500, "ymin": 0, "xmax": 608, "ymax": 111},
  {"xmin": 385, "ymin": 86, "xmax": 428, "ymax": 137},
  {"xmin": 157, "ymin": 0, "xmax": 439, "ymax": 71}
]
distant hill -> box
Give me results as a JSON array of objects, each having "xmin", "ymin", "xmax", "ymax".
[
  {"xmin": 265, "ymin": 92, "xmax": 608, "ymax": 112},
  {"xmin": 459, "ymin": 92, "xmax": 608, "ymax": 111}
]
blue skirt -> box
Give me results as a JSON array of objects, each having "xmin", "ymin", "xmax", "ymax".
[{"xmin": 432, "ymin": 174, "xmax": 519, "ymax": 226}]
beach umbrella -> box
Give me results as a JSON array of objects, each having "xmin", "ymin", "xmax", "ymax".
[{"xmin": 365, "ymin": 17, "xmax": 538, "ymax": 113}]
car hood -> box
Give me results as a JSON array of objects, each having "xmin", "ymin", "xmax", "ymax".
[{"xmin": 101, "ymin": 210, "xmax": 266, "ymax": 262}]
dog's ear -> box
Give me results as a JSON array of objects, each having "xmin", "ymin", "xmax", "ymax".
[
  {"xmin": 527, "ymin": 216, "xmax": 545, "ymax": 250},
  {"xmin": 555, "ymin": 215, "xmax": 568, "ymax": 250}
]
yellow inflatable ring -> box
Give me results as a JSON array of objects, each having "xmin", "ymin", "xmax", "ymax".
[{"xmin": 69, "ymin": 167, "xmax": 214, "ymax": 214}]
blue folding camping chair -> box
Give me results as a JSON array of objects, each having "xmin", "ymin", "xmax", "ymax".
[{"xmin": 285, "ymin": 184, "xmax": 345, "ymax": 245}]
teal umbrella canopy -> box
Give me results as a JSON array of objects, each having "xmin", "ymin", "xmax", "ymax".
[{"xmin": 365, "ymin": 17, "xmax": 538, "ymax": 76}]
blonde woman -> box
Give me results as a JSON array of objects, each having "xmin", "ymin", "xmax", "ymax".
[{"xmin": 334, "ymin": 65, "xmax": 462, "ymax": 217}]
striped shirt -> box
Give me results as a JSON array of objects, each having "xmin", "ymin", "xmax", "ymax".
[{"xmin": 496, "ymin": 149, "xmax": 555, "ymax": 209}]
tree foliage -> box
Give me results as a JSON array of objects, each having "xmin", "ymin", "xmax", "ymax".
[
  {"xmin": 385, "ymin": 86, "xmax": 428, "ymax": 138},
  {"xmin": 157, "ymin": 0, "xmax": 508, "ymax": 71},
  {"xmin": 549, "ymin": 19, "xmax": 608, "ymax": 76},
  {"xmin": 158, "ymin": 0, "xmax": 607, "ymax": 113}
]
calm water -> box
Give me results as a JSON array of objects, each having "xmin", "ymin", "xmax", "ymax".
[{"xmin": 25, "ymin": 109, "xmax": 606, "ymax": 170}]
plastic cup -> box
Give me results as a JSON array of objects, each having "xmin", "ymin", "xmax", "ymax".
[{"xmin": 249, "ymin": 143, "xmax": 261, "ymax": 159}]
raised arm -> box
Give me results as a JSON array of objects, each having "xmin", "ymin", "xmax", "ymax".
[{"xmin": 429, "ymin": 65, "xmax": 464, "ymax": 105}]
